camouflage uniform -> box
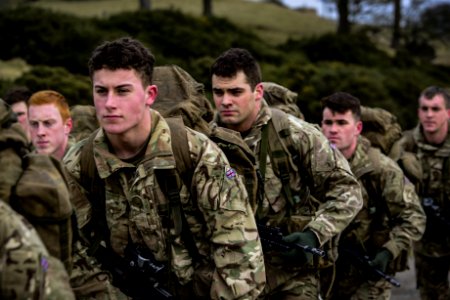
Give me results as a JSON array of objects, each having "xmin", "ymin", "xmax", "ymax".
[
  {"xmin": 391, "ymin": 122, "xmax": 450, "ymax": 300},
  {"xmin": 213, "ymin": 102, "xmax": 363, "ymax": 299},
  {"xmin": 0, "ymin": 200, "xmax": 75, "ymax": 300},
  {"xmin": 321, "ymin": 136, "xmax": 425, "ymax": 300},
  {"xmin": 64, "ymin": 109, "xmax": 266, "ymax": 299}
]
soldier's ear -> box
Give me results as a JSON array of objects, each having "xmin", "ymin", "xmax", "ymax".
[
  {"xmin": 254, "ymin": 83, "xmax": 264, "ymax": 102},
  {"xmin": 356, "ymin": 120, "xmax": 363, "ymax": 134},
  {"xmin": 64, "ymin": 118, "xmax": 73, "ymax": 135},
  {"xmin": 146, "ymin": 85, "xmax": 158, "ymax": 107}
]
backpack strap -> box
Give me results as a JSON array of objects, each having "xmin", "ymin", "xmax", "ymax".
[
  {"xmin": 362, "ymin": 148, "xmax": 394, "ymax": 229},
  {"xmin": 79, "ymin": 129, "xmax": 109, "ymax": 253},
  {"xmin": 161, "ymin": 117, "xmax": 200, "ymax": 262},
  {"xmin": 256, "ymin": 124, "xmax": 270, "ymax": 218},
  {"xmin": 264, "ymin": 109, "xmax": 304, "ymax": 212},
  {"xmin": 268, "ymin": 121, "xmax": 296, "ymax": 211},
  {"xmin": 164, "ymin": 117, "xmax": 193, "ymax": 189}
]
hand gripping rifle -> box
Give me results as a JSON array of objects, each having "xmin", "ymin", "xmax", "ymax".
[
  {"xmin": 256, "ymin": 222, "xmax": 326, "ymax": 258},
  {"xmin": 341, "ymin": 247, "xmax": 401, "ymax": 287}
]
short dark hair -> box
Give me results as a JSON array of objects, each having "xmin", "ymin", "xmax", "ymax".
[
  {"xmin": 419, "ymin": 86, "xmax": 450, "ymax": 108},
  {"xmin": 210, "ymin": 48, "xmax": 261, "ymax": 90},
  {"xmin": 4, "ymin": 86, "xmax": 31, "ymax": 106},
  {"xmin": 321, "ymin": 92, "xmax": 361, "ymax": 120},
  {"xmin": 88, "ymin": 37, "xmax": 155, "ymax": 87}
]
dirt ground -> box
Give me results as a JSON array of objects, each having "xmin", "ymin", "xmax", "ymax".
[{"xmin": 391, "ymin": 257, "xmax": 420, "ymax": 300}]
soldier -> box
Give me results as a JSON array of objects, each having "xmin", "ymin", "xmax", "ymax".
[
  {"xmin": 390, "ymin": 86, "xmax": 450, "ymax": 300},
  {"xmin": 320, "ymin": 92, "xmax": 425, "ymax": 299},
  {"xmin": 0, "ymin": 98, "xmax": 75, "ymax": 299},
  {"xmin": 3, "ymin": 85, "xmax": 32, "ymax": 141},
  {"xmin": 28, "ymin": 90, "xmax": 73, "ymax": 160},
  {"xmin": 63, "ymin": 37, "xmax": 265, "ymax": 299},
  {"xmin": 210, "ymin": 47, "xmax": 363, "ymax": 299},
  {"xmin": 0, "ymin": 200, "xmax": 75, "ymax": 300}
]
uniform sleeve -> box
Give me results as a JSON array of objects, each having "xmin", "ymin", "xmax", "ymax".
[
  {"xmin": 290, "ymin": 120, "xmax": 363, "ymax": 245},
  {"xmin": 0, "ymin": 201, "xmax": 75, "ymax": 300},
  {"xmin": 378, "ymin": 157, "xmax": 426, "ymax": 258},
  {"xmin": 192, "ymin": 136, "xmax": 265, "ymax": 300}
]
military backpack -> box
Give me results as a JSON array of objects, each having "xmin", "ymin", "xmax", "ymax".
[
  {"xmin": 360, "ymin": 106, "xmax": 403, "ymax": 155},
  {"xmin": 262, "ymin": 81, "xmax": 304, "ymax": 120}
]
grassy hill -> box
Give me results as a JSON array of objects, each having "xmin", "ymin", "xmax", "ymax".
[
  {"xmin": 0, "ymin": 0, "xmax": 448, "ymax": 129},
  {"xmin": 30, "ymin": 0, "xmax": 336, "ymax": 46},
  {"xmin": 0, "ymin": 0, "xmax": 337, "ymax": 80},
  {"xmin": 26, "ymin": 0, "xmax": 449, "ymax": 64}
]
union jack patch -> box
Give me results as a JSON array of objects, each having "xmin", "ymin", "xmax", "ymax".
[
  {"xmin": 40, "ymin": 256, "xmax": 49, "ymax": 271},
  {"xmin": 225, "ymin": 167, "xmax": 237, "ymax": 179}
]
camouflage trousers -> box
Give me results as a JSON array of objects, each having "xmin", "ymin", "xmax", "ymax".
[
  {"xmin": 415, "ymin": 251, "xmax": 450, "ymax": 300},
  {"xmin": 320, "ymin": 261, "xmax": 392, "ymax": 300},
  {"xmin": 259, "ymin": 263, "xmax": 319, "ymax": 300}
]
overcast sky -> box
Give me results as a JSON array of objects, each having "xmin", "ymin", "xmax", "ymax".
[
  {"xmin": 279, "ymin": 0, "xmax": 450, "ymax": 20},
  {"xmin": 281, "ymin": 0, "xmax": 450, "ymax": 8}
]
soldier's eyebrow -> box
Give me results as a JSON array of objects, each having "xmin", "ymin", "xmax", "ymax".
[{"xmin": 213, "ymin": 87, "xmax": 244, "ymax": 92}]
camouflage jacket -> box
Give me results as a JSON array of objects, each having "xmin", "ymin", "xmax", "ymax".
[
  {"xmin": 391, "ymin": 122, "xmax": 450, "ymax": 256},
  {"xmin": 64, "ymin": 109, "xmax": 265, "ymax": 300},
  {"xmin": 0, "ymin": 200, "xmax": 75, "ymax": 300},
  {"xmin": 213, "ymin": 102, "xmax": 363, "ymax": 266},
  {"xmin": 343, "ymin": 136, "xmax": 425, "ymax": 259}
]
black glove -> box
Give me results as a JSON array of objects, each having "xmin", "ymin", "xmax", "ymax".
[
  {"xmin": 281, "ymin": 230, "xmax": 319, "ymax": 265},
  {"xmin": 369, "ymin": 249, "xmax": 393, "ymax": 273}
]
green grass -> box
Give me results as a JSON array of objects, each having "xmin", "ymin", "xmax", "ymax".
[{"xmin": 30, "ymin": 0, "xmax": 336, "ymax": 46}]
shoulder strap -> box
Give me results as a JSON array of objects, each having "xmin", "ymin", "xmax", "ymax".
[
  {"xmin": 363, "ymin": 148, "xmax": 394, "ymax": 228},
  {"xmin": 158, "ymin": 117, "xmax": 199, "ymax": 262},
  {"xmin": 259, "ymin": 107, "xmax": 303, "ymax": 217},
  {"xmin": 266, "ymin": 109, "xmax": 303, "ymax": 210},
  {"xmin": 164, "ymin": 117, "xmax": 193, "ymax": 188},
  {"xmin": 79, "ymin": 129, "xmax": 109, "ymax": 252}
]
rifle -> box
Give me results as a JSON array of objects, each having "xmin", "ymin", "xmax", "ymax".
[
  {"xmin": 256, "ymin": 222, "xmax": 326, "ymax": 257},
  {"xmin": 422, "ymin": 197, "xmax": 450, "ymax": 229},
  {"xmin": 94, "ymin": 244, "xmax": 174, "ymax": 299},
  {"xmin": 341, "ymin": 247, "xmax": 401, "ymax": 287}
]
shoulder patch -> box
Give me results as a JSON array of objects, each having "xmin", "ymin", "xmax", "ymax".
[{"xmin": 225, "ymin": 166, "xmax": 237, "ymax": 179}]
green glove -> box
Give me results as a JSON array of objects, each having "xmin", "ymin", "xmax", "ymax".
[
  {"xmin": 281, "ymin": 230, "xmax": 319, "ymax": 265},
  {"xmin": 369, "ymin": 249, "xmax": 393, "ymax": 273}
]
